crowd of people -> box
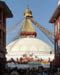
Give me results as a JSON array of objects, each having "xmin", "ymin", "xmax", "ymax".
[
  {"xmin": 7, "ymin": 67, "xmax": 58, "ymax": 75},
  {"xmin": 6, "ymin": 59, "xmax": 58, "ymax": 75}
]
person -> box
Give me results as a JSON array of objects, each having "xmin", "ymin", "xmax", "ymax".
[
  {"xmin": 42, "ymin": 69, "xmax": 48, "ymax": 75},
  {"xmin": 36, "ymin": 68, "xmax": 43, "ymax": 75},
  {"xmin": 42, "ymin": 72, "xmax": 48, "ymax": 75}
]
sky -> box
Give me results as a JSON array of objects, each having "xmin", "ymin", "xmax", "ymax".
[{"xmin": 2, "ymin": 0, "xmax": 58, "ymax": 49}]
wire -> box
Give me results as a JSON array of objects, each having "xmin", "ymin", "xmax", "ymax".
[
  {"xmin": 7, "ymin": 18, "xmax": 24, "ymax": 32},
  {"xmin": 31, "ymin": 18, "xmax": 54, "ymax": 44}
]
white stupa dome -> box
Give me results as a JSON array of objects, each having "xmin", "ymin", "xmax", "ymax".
[{"xmin": 6, "ymin": 38, "xmax": 54, "ymax": 61}]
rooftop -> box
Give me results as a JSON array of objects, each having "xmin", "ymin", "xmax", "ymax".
[
  {"xmin": 0, "ymin": 1, "xmax": 13, "ymax": 18},
  {"xmin": 49, "ymin": 5, "xmax": 60, "ymax": 23}
]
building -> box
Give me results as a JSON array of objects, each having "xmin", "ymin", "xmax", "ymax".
[
  {"xmin": 49, "ymin": 0, "xmax": 60, "ymax": 67},
  {"xmin": 6, "ymin": 7, "xmax": 54, "ymax": 62},
  {"xmin": 0, "ymin": 1, "xmax": 13, "ymax": 75}
]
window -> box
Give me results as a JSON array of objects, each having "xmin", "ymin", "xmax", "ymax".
[
  {"xmin": 0, "ymin": 30, "xmax": 1, "ymax": 44},
  {"xmin": 0, "ymin": 30, "xmax": 1, "ymax": 39},
  {"xmin": 56, "ymin": 41, "xmax": 58, "ymax": 50},
  {"xmin": 58, "ymin": 22, "xmax": 60, "ymax": 33},
  {"xmin": 58, "ymin": 40, "xmax": 60, "ymax": 48},
  {"xmin": 0, "ymin": 31, "xmax": 5, "ymax": 46},
  {"xmin": 0, "ymin": 10, "xmax": 3, "ymax": 24},
  {"xmin": 1, "ymin": 31, "xmax": 3, "ymax": 44},
  {"xmin": 55, "ymin": 25, "xmax": 57, "ymax": 35}
]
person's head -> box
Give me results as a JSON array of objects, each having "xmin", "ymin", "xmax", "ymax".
[{"xmin": 39, "ymin": 68, "xmax": 43, "ymax": 73}]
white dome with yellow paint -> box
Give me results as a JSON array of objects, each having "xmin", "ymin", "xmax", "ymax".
[{"xmin": 6, "ymin": 38, "xmax": 54, "ymax": 61}]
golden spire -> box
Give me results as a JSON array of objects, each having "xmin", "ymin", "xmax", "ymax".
[
  {"xmin": 20, "ymin": 7, "xmax": 36, "ymax": 38},
  {"xmin": 24, "ymin": 6, "xmax": 33, "ymax": 17},
  {"xmin": 21, "ymin": 19, "xmax": 35, "ymax": 33}
]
